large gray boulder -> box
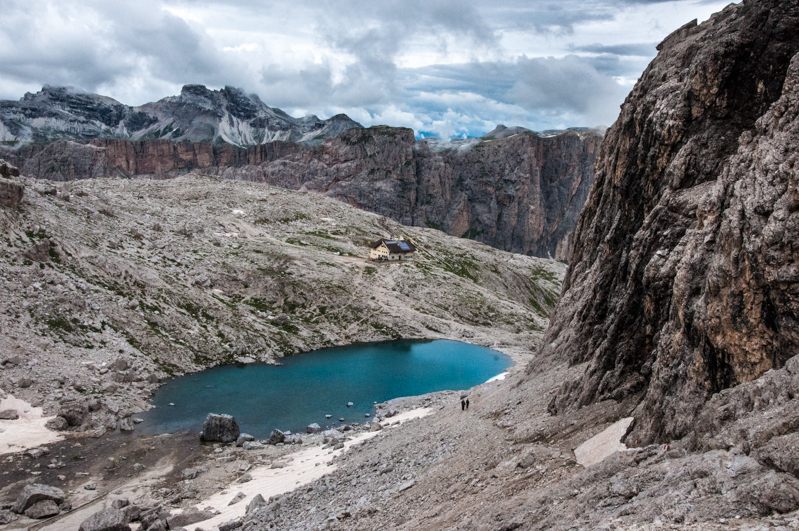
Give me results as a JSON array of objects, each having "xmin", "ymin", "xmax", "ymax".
[
  {"xmin": 268, "ymin": 429, "xmax": 285, "ymax": 445},
  {"xmin": 200, "ymin": 413, "xmax": 240, "ymax": 443},
  {"xmin": 25, "ymin": 499, "xmax": 60, "ymax": 519},
  {"xmin": 79, "ymin": 507, "xmax": 130, "ymax": 531},
  {"xmin": 13, "ymin": 484, "xmax": 65, "ymax": 514},
  {"xmin": 306, "ymin": 423, "xmax": 322, "ymax": 434},
  {"xmin": 0, "ymin": 409, "xmax": 19, "ymax": 420}
]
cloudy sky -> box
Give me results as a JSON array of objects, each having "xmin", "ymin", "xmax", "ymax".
[{"xmin": 0, "ymin": 0, "xmax": 730, "ymax": 138}]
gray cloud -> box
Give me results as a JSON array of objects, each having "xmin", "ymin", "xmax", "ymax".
[{"xmin": 0, "ymin": 0, "xmax": 730, "ymax": 136}]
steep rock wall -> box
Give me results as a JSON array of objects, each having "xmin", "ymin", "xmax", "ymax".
[
  {"xmin": 215, "ymin": 127, "xmax": 599, "ymax": 260},
  {"xmin": 2, "ymin": 126, "xmax": 598, "ymax": 260},
  {"xmin": 539, "ymin": 0, "xmax": 799, "ymax": 444}
]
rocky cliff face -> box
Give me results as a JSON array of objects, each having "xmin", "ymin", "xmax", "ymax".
[
  {"xmin": 2, "ymin": 126, "xmax": 599, "ymax": 260},
  {"xmin": 541, "ymin": 0, "xmax": 799, "ymax": 445},
  {"xmin": 0, "ymin": 85, "xmax": 361, "ymax": 146},
  {"xmin": 210, "ymin": 126, "xmax": 599, "ymax": 260}
]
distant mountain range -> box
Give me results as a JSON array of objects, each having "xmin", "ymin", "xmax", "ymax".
[{"xmin": 0, "ymin": 85, "xmax": 362, "ymax": 147}]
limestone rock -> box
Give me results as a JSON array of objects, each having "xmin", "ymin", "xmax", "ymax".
[
  {"xmin": 57, "ymin": 401, "xmax": 87, "ymax": 427},
  {"xmin": 235, "ymin": 433, "xmax": 254, "ymax": 447},
  {"xmin": 245, "ymin": 494, "xmax": 266, "ymax": 515},
  {"xmin": 78, "ymin": 507, "xmax": 130, "ymax": 531},
  {"xmin": 268, "ymin": 429, "xmax": 285, "ymax": 445},
  {"xmin": 0, "ymin": 409, "xmax": 19, "ymax": 420},
  {"xmin": 24, "ymin": 499, "xmax": 59, "ymax": 519},
  {"xmin": 45, "ymin": 416, "xmax": 69, "ymax": 431},
  {"xmin": 200, "ymin": 413, "xmax": 240, "ymax": 443},
  {"xmin": 219, "ymin": 517, "xmax": 243, "ymax": 531},
  {"xmin": 306, "ymin": 423, "xmax": 322, "ymax": 434},
  {"xmin": 13, "ymin": 484, "xmax": 65, "ymax": 514},
  {"xmin": 228, "ymin": 492, "xmax": 246, "ymax": 505}
]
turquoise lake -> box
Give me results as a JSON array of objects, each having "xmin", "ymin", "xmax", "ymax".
[{"xmin": 136, "ymin": 339, "xmax": 511, "ymax": 438}]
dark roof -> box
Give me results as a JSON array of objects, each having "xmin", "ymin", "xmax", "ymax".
[{"xmin": 368, "ymin": 239, "xmax": 417, "ymax": 253}]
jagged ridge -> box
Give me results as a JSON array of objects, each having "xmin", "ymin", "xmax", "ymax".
[{"xmin": 0, "ymin": 85, "xmax": 361, "ymax": 147}]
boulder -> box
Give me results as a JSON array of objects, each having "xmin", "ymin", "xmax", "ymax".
[
  {"xmin": 25, "ymin": 499, "xmax": 60, "ymax": 519},
  {"xmin": 2, "ymin": 354, "xmax": 21, "ymax": 366},
  {"xmin": 45, "ymin": 416, "xmax": 69, "ymax": 431},
  {"xmin": 268, "ymin": 429, "xmax": 285, "ymax": 445},
  {"xmin": 0, "ymin": 176, "xmax": 24, "ymax": 209},
  {"xmin": 111, "ymin": 498, "xmax": 129, "ymax": 509},
  {"xmin": 236, "ymin": 473, "xmax": 252, "ymax": 484},
  {"xmin": 165, "ymin": 508, "xmax": 216, "ymax": 529},
  {"xmin": 79, "ymin": 507, "xmax": 131, "ymax": 531},
  {"xmin": 107, "ymin": 359, "xmax": 129, "ymax": 372},
  {"xmin": 200, "ymin": 414, "xmax": 239, "ymax": 443},
  {"xmin": 242, "ymin": 441, "xmax": 263, "ymax": 450},
  {"xmin": 235, "ymin": 433, "xmax": 254, "ymax": 447},
  {"xmin": 306, "ymin": 423, "xmax": 322, "ymax": 434},
  {"xmin": 58, "ymin": 401, "xmax": 87, "ymax": 427},
  {"xmin": 0, "ymin": 409, "xmax": 19, "ymax": 420},
  {"xmin": 121, "ymin": 505, "xmax": 140, "ymax": 523},
  {"xmin": 227, "ymin": 492, "xmax": 246, "ymax": 505},
  {"xmin": 219, "ymin": 518, "xmax": 243, "ymax": 531},
  {"xmin": 370, "ymin": 422, "xmax": 383, "ymax": 432},
  {"xmin": 181, "ymin": 466, "xmax": 207, "ymax": 480},
  {"xmin": 145, "ymin": 520, "xmax": 165, "ymax": 531},
  {"xmin": 517, "ymin": 455, "xmax": 536, "ymax": 469},
  {"xmin": 13, "ymin": 484, "xmax": 65, "ymax": 514},
  {"xmin": 17, "ymin": 377, "xmax": 33, "ymax": 388},
  {"xmin": 0, "ymin": 160, "xmax": 20, "ymax": 178},
  {"xmin": 246, "ymin": 494, "xmax": 267, "ymax": 515}
]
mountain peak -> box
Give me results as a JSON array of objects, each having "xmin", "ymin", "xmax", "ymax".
[{"xmin": 0, "ymin": 85, "xmax": 362, "ymax": 146}]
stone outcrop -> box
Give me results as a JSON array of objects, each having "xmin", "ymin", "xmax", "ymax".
[
  {"xmin": 3, "ymin": 126, "xmax": 598, "ymax": 259},
  {"xmin": 540, "ymin": 0, "xmax": 799, "ymax": 444},
  {"xmin": 200, "ymin": 413, "xmax": 240, "ymax": 443},
  {"xmin": 0, "ymin": 85, "xmax": 360, "ymax": 146}
]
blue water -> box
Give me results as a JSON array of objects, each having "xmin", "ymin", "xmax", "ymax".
[{"xmin": 136, "ymin": 339, "xmax": 511, "ymax": 438}]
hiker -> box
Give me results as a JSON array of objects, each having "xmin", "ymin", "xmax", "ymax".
[
  {"xmin": 461, "ymin": 399, "xmax": 465, "ymax": 410},
  {"xmin": 466, "ymin": 398, "xmax": 470, "ymax": 409}
]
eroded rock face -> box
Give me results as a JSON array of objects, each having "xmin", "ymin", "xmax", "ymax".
[{"xmin": 540, "ymin": 0, "xmax": 799, "ymax": 444}]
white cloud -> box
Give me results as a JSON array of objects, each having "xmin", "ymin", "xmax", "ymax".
[{"xmin": 0, "ymin": 0, "xmax": 732, "ymax": 137}]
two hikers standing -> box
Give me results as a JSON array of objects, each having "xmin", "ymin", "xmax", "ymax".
[{"xmin": 460, "ymin": 398, "xmax": 470, "ymax": 410}]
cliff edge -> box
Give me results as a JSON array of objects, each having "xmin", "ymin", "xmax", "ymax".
[{"xmin": 541, "ymin": 0, "xmax": 799, "ymax": 445}]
